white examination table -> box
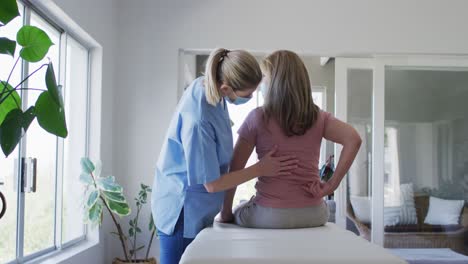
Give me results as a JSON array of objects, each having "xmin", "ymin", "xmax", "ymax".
[{"xmin": 181, "ymin": 222, "xmax": 407, "ymax": 264}]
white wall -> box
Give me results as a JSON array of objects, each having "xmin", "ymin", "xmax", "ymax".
[{"xmin": 51, "ymin": 0, "xmax": 117, "ymax": 263}]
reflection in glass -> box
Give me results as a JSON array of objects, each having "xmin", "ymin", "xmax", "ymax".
[
  {"xmin": 346, "ymin": 69, "xmax": 373, "ymax": 240},
  {"xmin": 384, "ymin": 68, "xmax": 468, "ymax": 255}
]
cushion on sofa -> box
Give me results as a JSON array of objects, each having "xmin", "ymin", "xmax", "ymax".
[{"xmin": 424, "ymin": 196, "xmax": 465, "ymax": 225}]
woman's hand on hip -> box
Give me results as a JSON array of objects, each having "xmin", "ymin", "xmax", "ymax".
[
  {"xmin": 321, "ymin": 178, "xmax": 339, "ymax": 197},
  {"xmin": 256, "ymin": 146, "xmax": 298, "ymax": 177}
]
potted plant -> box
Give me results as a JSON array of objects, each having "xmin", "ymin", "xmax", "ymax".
[
  {"xmin": 0, "ymin": 0, "xmax": 68, "ymax": 157},
  {"xmin": 80, "ymin": 158, "xmax": 157, "ymax": 263}
]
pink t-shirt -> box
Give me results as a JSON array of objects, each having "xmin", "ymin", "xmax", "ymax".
[{"xmin": 238, "ymin": 108, "xmax": 335, "ymax": 208}]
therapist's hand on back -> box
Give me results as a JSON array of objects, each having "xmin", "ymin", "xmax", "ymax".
[{"xmin": 255, "ymin": 145, "xmax": 298, "ymax": 177}]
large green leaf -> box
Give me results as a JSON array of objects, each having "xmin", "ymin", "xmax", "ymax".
[
  {"xmin": 0, "ymin": 0, "xmax": 19, "ymax": 26},
  {"xmin": 106, "ymin": 199, "xmax": 130, "ymax": 216},
  {"xmin": 35, "ymin": 91, "xmax": 67, "ymax": 138},
  {"xmin": 0, "ymin": 106, "xmax": 37, "ymax": 156},
  {"xmin": 45, "ymin": 63, "xmax": 62, "ymax": 106},
  {"xmin": 88, "ymin": 200, "xmax": 103, "ymax": 223},
  {"xmin": 17, "ymin": 26, "xmax": 53, "ymax": 62},
  {"xmin": 0, "ymin": 37, "xmax": 16, "ymax": 57},
  {"xmin": 22, "ymin": 106, "xmax": 35, "ymax": 131},
  {"xmin": 103, "ymin": 191, "xmax": 126, "ymax": 203},
  {"xmin": 0, "ymin": 81, "xmax": 21, "ymax": 126},
  {"xmin": 96, "ymin": 176, "xmax": 123, "ymax": 193},
  {"xmin": 0, "ymin": 108, "xmax": 22, "ymax": 156},
  {"xmin": 87, "ymin": 190, "xmax": 99, "ymax": 208}
]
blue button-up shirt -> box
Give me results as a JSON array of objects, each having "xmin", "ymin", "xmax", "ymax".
[{"xmin": 151, "ymin": 77, "xmax": 233, "ymax": 238}]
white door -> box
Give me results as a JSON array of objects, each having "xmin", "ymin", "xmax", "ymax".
[{"xmin": 334, "ymin": 58, "xmax": 385, "ymax": 245}]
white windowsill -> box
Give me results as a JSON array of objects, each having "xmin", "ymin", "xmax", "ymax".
[{"xmin": 25, "ymin": 234, "xmax": 100, "ymax": 264}]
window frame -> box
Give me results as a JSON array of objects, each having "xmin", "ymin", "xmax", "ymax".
[{"xmin": 3, "ymin": 1, "xmax": 100, "ymax": 263}]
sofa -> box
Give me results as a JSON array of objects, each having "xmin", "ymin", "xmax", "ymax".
[{"xmin": 347, "ymin": 194, "xmax": 468, "ymax": 254}]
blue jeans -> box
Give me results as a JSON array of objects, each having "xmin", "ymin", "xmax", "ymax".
[{"xmin": 157, "ymin": 210, "xmax": 194, "ymax": 264}]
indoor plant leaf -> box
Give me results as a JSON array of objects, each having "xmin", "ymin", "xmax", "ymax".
[
  {"xmin": 0, "ymin": 37, "xmax": 16, "ymax": 56},
  {"xmin": 96, "ymin": 176, "xmax": 123, "ymax": 193},
  {"xmin": 87, "ymin": 190, "xmax": 99, "ymax": 208},
  {"xmin": 103, "ymin": 191, "xmax": 126, "ymax": 203},
  {"xmin": 0, "ymin": 108, "xmax": 22, "ymax": 156},
  {"xmin": 93, "ymin": 160, "xmax": 102, "ymax": 178},
  {"xmin": 17, "ymin": 25, "xmax": 53, "ymax": 62},
  {"xmin": 22, "ymin": 106, "xmax": 35, "ymax": 131},
  {"xmin": 0, "ymin": 0, "xmax": 20, "ymax": 26},
  {"xmin": 35, "ymin": 91, "xmax": 68, "ymax": 137},
  {"xmin": 81, "ymin": 157, "xmax": 95, "ymax": 174},
  {"xmin": 80, "ymin": 173, "xmax": 93, "ymax": 185},
  {"xmin": 106, "ymin": 199, "xmax": 130, "ymax": 216},
  {"xmin": 45, "ymin": 63, "xmax": 62, "ymax": 106},
  {"xmin": 89, "ymin": 200, "xmax": 103, "ymax": 223},
  {"xmin": 0, "ymin": 81, "xmax": 21, "ymax": 126}
]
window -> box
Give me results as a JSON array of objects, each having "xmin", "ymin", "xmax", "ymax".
[{"xmin": 0, "ymin": 2, "xmax": 90, "ymax": 263}]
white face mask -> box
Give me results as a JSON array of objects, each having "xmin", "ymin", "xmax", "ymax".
[{"xmin": 224, "ymin": 88, "xmax": 252, "ymax": 105}]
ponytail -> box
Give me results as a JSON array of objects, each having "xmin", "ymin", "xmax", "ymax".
[
  {"xmin": 204, "ymin": 48, "xmax": 262, "ymax": 106},
  {"xmin": 204, "ymin": 48, "xmax": 229, "ymax": 106}
]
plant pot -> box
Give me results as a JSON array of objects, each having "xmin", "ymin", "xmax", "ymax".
[{"xmin": 112, "ymin": 257, "xmax": 157, "ymax": 264}]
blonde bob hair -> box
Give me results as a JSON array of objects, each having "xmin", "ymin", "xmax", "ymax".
[{"xmin": 261, "ymin": 50, "xmax": 319, "ymax": 136}]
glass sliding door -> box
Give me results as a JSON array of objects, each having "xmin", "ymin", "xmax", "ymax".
[
  {"xmin": 334, "ymin": 59, "xmax": 378, "ymax": 241},
  {"xmin": 336, "ymin": 56, "xmax": 468, "ymax": 256},
  {"xmin": 382, "ymin": 64, "xmax": 468, "ymax": 255}
]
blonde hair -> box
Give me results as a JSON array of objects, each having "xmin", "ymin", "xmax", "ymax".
[
  {"xmin": 204, "ymin": 48, "xmax": 262, "ymax": 106},
  {"xmin": 261, "ymin": 50, "xmax": 319, "ymax": 136}
]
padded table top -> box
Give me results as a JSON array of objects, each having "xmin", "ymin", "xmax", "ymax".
[{"xmin": 181, "ymin": 222, "xmax": 407, "ymax": 264}]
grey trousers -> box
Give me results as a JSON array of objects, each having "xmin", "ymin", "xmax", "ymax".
[{"xmin": 234, "ymin": 198, "xmax": 330, "ymax": 229}]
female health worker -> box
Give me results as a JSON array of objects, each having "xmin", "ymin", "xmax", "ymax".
[{"xmin": 151, "ymin": 48, "xmax": 298, "ymax": 264}]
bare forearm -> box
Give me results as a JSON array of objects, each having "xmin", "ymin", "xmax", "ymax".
[
  {"xmin": 205, "ymin": 164, "xmax": 259, "ymax": 193},
  {"xmin": 221, "ymin": 188, "xmax": 237, "ymax": 213}
]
